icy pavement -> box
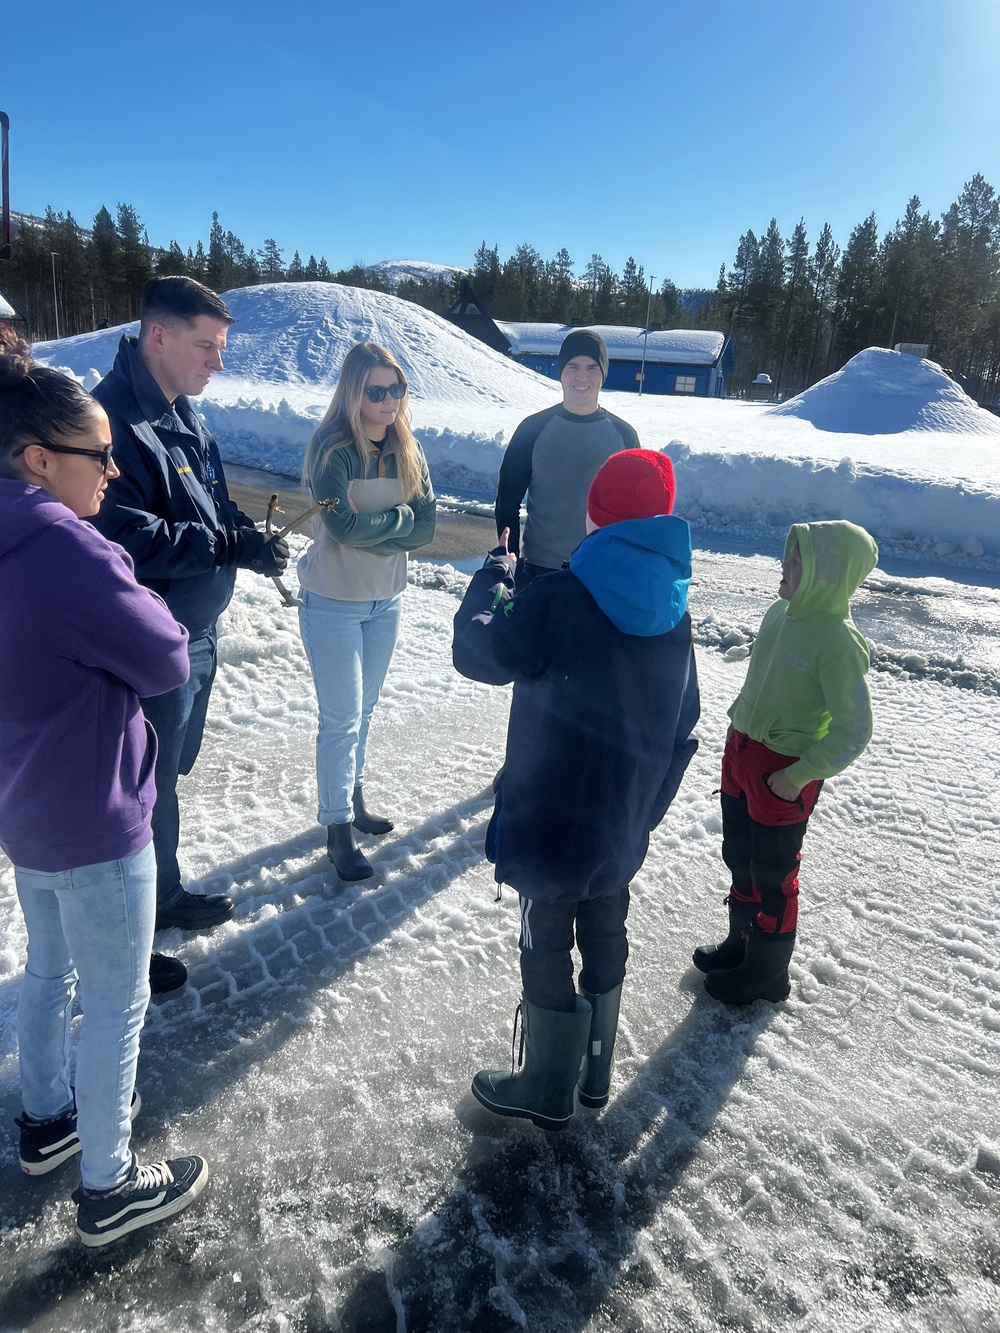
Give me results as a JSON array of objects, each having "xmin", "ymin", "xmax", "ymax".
[{"xmin": 0, "ymin": 543, "xmax": 998, "ymax": 1332}]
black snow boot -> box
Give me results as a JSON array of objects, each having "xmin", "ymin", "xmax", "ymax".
[
  {"xmin": 692, "ymin": 895, "xmax": 759, "ymax": 973},
  {"xmin": 577, "ymin": 983, "xmax": 623, "ymax": 1109},
  {"xmin": 472, "ymin": 996, "xmax": 591, "ymax": 1132},
  {"xmin": 704, "ymin": 928, "xmax": 796, "ymax": 1004},
  {"xmin": 327, "ymin": 822, "xmax": 374, "ymax": 881},
  {"xmin": 352, "ymin": 785, "xmax": 394, "ymax": 836}
]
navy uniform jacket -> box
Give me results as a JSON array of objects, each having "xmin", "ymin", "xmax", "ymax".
[
  {"xmin": 90, "ymin": 336, "xmax": 253, "ymax": 638},
  {"xmin": 453, "ymin": 516, "xmax": 700, "ymax": 903}
]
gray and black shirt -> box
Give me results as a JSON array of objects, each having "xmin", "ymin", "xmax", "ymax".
[{"xmin": 495, "ymin": 404, "xmax": 639, "ymax": 571}]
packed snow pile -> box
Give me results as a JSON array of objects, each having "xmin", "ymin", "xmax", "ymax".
[
  {"xmin": 34, "ymin": 281, "xmax": 557, "ymax": 414},
  {"xmin": 770, "ymin": 346, "xmax": 1000, "ymax": 435}
]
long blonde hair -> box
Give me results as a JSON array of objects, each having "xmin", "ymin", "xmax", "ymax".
[{"xmin": 304, "ymin": 342, "xmax": 425, "ymax": 500}]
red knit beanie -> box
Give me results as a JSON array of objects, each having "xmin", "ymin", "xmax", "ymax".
[{"xmin": 587, "ymin": 449, "xmax": 676, "ymax": 527}]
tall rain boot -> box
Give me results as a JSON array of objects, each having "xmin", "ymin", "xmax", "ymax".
[
  {"xmin": 692, "ymin": 895, "xmax": 759, "ymax": 973},
  {"xmin": 704, "ymin": 928, "xmax": 796, "ymax": 1004},
  {"xmin": 577, "ymin": 983, "xmax": 622, "ymax": 1109},
  {"xmin": 327, "ymin": 822, "xmax": 374, "ymax": 881},
  {"xmin": 472, "ymin": 995, "xmax": 591, "ymax": 1132},
  {"xmin": 352, "ymin": 785, "xmax": 394, "ymax": 836}
]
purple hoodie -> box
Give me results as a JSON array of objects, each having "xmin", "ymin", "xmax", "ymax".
[{"xmin": 0, "ymin": 480, "xmax": 190, "ymax": 872}]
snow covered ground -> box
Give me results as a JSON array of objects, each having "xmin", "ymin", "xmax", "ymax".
[
  {"xmin": 34, "ymin": 282, "xmax": 1000, "ymax": 561},
  {"xmin": 0, "ymin": 540, "xmax": 998, "ymax": 1332},
  {"xmin": 6, "ymin": 282, "xmax": 998, "ymax": 1329}
]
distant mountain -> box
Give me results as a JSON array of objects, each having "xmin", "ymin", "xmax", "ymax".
[
  {"xmin": 365, "ymin": 260, "xmax": 467, "ymax": 287},
  {"xmin": 677, "ymin": 288, "xmax": 714, "ymax": 314}
]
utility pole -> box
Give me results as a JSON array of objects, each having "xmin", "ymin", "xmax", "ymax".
[{"xmin": 638, "ymin": 274, "xmax": 656, "ymax": 397}]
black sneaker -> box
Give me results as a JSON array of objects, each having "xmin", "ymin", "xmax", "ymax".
[
  {"xmin": 17, "ymin": 1090, "xmax": 141, "ymax": 1176},
  {"xmin": 150, "ymin": 953, "xmax": 187, "ymax": 996},
  {"xmin": 155, "ymin": 889, "xmax": 234, "ymax": 932},
  {"xmin": 74, "ymin": 1155, "xmax": 209, "ymax": 1247}
]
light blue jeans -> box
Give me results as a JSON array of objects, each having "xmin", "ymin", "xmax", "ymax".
[
  {"xmin": 15, "ymin": 842, "xmax": 155, "ymax": 1191},
  {"xmin": 299, "ymin": 588, "xmax": 402, "ymax": 826}
]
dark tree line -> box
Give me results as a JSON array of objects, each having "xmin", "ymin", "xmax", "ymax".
[{"xmin": 3, "ymin": 176, "xmax": 998, "ymax": 402}]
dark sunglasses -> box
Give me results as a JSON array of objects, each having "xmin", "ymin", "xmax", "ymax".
[
  {"xmin": 364, "ymin": 381, "xmax": 407, "ymax": 403},
  {"xmin": 14, "ymin": 441, "xmax": 114, "ymax": 474}
]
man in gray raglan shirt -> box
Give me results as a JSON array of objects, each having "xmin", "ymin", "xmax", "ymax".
[{"xmin": 495, "ymin": 329, "xmax": 639, "ymax": 589}]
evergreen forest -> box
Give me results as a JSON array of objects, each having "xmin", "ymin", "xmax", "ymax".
[{"xmin": 2, "ymin": 175, "xmax": 999, "ymax": 404}]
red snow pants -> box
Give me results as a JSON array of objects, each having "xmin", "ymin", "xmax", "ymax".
[{"xmin": 719, "ymin": 729, "xmax": 823, "ymax": 935}]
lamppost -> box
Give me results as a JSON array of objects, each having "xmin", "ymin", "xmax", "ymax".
[
  {"xmin": 49, "ymin": 251, "xmax": 60, "ymax": 340},
  {"xmin": 638, "ymin": 273, "xmax": 656, "ymax": 397}
]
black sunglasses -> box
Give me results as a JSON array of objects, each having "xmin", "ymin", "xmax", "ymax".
[
  {"xmin": 364, "ymin": 381, "xmax": 407, "ymax": 403},
  {"xmin": 14, "ymin": 441, "xmax": 114, "ymax": 474}
]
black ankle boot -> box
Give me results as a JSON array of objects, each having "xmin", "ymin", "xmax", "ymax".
[
  {"xmin": 352, "ymin": 785, "xmax": 394, "ymax": 836},
  {"xmin": 704, "ymin": 928, "xmax": 796, "ymax": 1004},
  {"xmin": 692, "ymin": 895, "xmax": 759, "ymax": 973},
  {"xmin": 327, "ymin": 822, "xmax": 374, "ymax": 881}
]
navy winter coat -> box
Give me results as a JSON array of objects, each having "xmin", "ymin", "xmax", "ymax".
[
  {"xmin": 90, "ymin": 336, "xmax": 253, "ymax": 637},
  {"xmin": 453, "ymin": 516, "xmax": 700, "ymax": 903}
]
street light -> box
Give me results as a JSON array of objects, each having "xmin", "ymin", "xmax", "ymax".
[
  {"xmin": 638, "ymin": 273, "xmax": 656, "ymax": 397},
  {"xmin": 49, "ymin": 251, "xmax": 60, "ymax": 340}
]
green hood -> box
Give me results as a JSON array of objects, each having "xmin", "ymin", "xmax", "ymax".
[{"xmin": 784, "ymin": 521, "xmax": 878, "ymax": 620}]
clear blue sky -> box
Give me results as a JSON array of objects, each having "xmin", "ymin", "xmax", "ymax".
[{"xmin": 4, "ymin": 0, "xmax": 999, "ymax": 288}]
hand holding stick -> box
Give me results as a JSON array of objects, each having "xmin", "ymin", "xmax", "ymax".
[{"xmin": 264, "ymin": 493, "xmax": 337, "ymax": 608}]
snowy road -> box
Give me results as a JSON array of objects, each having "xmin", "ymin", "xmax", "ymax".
[{"xmin": 1, "ymin": 540, "xmax": 998, "ymax": 1332}]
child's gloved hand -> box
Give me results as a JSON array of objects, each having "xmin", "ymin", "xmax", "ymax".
[{"xmin": 767, "ymin": 769, "xmax": 802, "ymax": 802}]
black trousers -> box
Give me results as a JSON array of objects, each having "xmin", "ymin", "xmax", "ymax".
[
  {"xmin": 514, "ymin": 558, "xmax": 559, "ymax": 593},
  {"xmin": 518, "ymin": 887, "xmax": 631, "ymax": 1012}
]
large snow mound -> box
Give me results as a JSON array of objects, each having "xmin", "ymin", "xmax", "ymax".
[
  {"xmin": 770, "ymin": 347, "xmax": 1000, "ymax": 436},
  {"xmin": 34, "ymin": 281, "xmax": 557, "ymax": 414}
]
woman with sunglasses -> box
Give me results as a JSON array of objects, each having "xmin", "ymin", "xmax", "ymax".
[
  {"xmin": 299, "ymin": 342, "xmax": 436, "ymax": 880},
  {"xmin": 0, "ymin": 330, "xmax": 208, "ymax": 1245}
]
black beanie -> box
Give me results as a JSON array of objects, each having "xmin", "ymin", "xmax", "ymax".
[{"xmin": 557, "ymin": 329, "xmax": 609, "ymax": 383}]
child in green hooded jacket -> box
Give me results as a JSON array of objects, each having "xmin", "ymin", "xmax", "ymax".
[{"xmin": 694, "ymin": 519, "xmax": 878, "ymax": 1004}]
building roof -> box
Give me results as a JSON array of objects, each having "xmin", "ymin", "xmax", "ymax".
[
  {"xmin": 0, "ymin": 291, "xmax": 19, "ymax": 319},
  {"xmin": 496, "ymin": 322, "xmax": 727, "ymax": 365}
]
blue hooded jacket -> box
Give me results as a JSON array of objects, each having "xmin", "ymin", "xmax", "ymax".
[{"xmin": 453, "ymin": 515, "xmax": 700, "ymax": 903}]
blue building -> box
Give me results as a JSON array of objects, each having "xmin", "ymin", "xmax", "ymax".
[{"xmin": 497, "ymin": 322, "xmax": 734, "ymax": 397}]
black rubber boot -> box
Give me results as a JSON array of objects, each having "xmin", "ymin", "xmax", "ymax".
[
  {"xmin": 577, "ymin": 983, "xmax": 622, "ymax": 1109},
  {"xmin": 472, "ymin": 995, "xmax": 591, "ymax": 1131},
  {"xmin": 327, "ymin": 822, "xmax": 374, "ymax": 881},
  {"xmin": 704, "ymin": 929, "xmax": 796, "ymax": 1004},
  {"xmin": 352, "ymin": 785, "xmax": 394, "ymax": 836},
  {"xmin": 692, "ymin": 895, "xmax": 759, "ymax": 973}
]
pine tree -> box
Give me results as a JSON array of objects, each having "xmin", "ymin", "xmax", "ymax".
[
  {"xmin": 259, "ymin": 237, "xmax": 284, "ymax": 281},
  {"xmin": 115, "ymin": 203, "xmax": 150, "ymax": 318},
  {"xmin": 287, "ymin": 250, "xmax": 305, "ymax": 281}
]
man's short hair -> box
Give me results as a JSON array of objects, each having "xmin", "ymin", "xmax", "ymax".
[{"xmin": 139, "ymin": 276, "xmax": 234, "ymax": 336}]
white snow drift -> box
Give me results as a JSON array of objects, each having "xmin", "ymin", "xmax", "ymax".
[{"xmin": 34, "ymin": 282, "xmax": 1000, "ymax": 560}]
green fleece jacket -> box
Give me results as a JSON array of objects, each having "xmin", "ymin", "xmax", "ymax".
[
  {"xmin": 306, "ymin": 424, "xmax": 436, "ymax": 555},
  {"xmin": 728, "ymin": 520, "xmax": 878, "ymax": 786}
]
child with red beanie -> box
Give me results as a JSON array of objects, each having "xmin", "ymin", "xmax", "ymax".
[{"xmin": 453, "ymin": 448, "xmax": 700, "ymax": 1130}]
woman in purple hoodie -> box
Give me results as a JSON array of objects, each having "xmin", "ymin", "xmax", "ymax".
[{"xmin": 0, "ymin": 330, "xmax": 208, "ymax": 1246}]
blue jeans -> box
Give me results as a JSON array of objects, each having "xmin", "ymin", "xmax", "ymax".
[
  {"xmin": 15, "ymin": 842, "xmax": 156, "ymax": 1191},
  {"xmin": 299, "ymin": 589, "xmax": 402, "ymax": 826},
  {"xmin": 141, "ymin": 629, "xmax": 218, "ymax": 906}
]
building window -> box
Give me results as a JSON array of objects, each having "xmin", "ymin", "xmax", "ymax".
[{"xmin": 674, "ymin": 375, "xmax": 697, "ymax": 394}]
